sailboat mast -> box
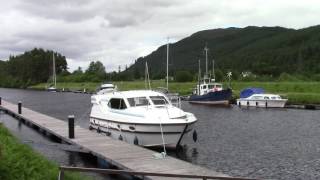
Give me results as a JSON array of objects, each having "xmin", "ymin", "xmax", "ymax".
[
  {"xmin": 198, "ymin": 59, "xmax": 201, "ymax": 95},
  {"xmin": 212, "ymin": 59, "xmax": 215, "ymax": 81},
  {"xmin": 145, "ymin": 61, "xmax": 151, "ymax": 90},
  {"xmin": 166, "ymin": 38, "xmax": 169, "ymax": 90},
  {"xmin": 204, "ymin": 46, "xmax": 208, "ymax": 76},
  {"xmin": 53, "ymin": 52, "xmax": 56, "ymax": 87}
]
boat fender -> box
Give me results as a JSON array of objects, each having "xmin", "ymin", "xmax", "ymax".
[
  {"xmin": 256, "ymin": 102, "xmax": 258, "ymax": 107},
  {"xmin": 265, "ymin": 101, "xmax": 268, "ymax": 108},
  {"xmin": 134, "ymin": 136, "xmax": 139, "ymax": 145},
  {"xmin": 97, "ymin": 127, "xmax": 101, "ymax": 133},
  {"xmin": 119, "ymin": 135, "xmax": 123, "ymax": 141},
  {"xmin": 193, "ymin": 130, "xmax": 198, "ymax": 142}
]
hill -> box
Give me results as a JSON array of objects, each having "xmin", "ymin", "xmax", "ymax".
[
  {"xmin": 0, "ymin": 48, "xmax": 67, "ymax": 88},
  {"xmin": 125, "ymin": 25, "xmax": 320, "ymax": 80}
]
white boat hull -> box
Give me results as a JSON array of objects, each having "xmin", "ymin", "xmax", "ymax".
[
  {"xmin": 236, "ymin": 99, "xmax": 287, "ymax": 108},
  {"xmin": 89, "ymin": 117, "xmax": 195, "ymax": 147}
]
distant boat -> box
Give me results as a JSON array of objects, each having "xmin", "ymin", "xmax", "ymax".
[
  {"xmin": 96, "ymin": 82, "xmax": 117, "ymax": 94},
  {"xmin": 188, "ymin": 46, "xmax": 232, "ymax": 105},
  {"xmin": 47, "ymin": 52, "xmax": 57, "ymax": 92},
  {"xmin": 236, "ymin": 88, "xmax": 288, "ymax": 108}
]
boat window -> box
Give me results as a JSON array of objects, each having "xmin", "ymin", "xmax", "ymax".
[
  {"xmin": 108, "ymin": 98, "xmax": 127, "ymax": 109},
  {"xmin": 216, "ymin": 85, "xmax": 222, "ymax": 88},
  {"xmin": 127, "ymin": 97, "xmax": 149, "ymax": 107},
  {"xmin": 203, "ymin": 85, "xmax": 207, "ymax": 89},
  {"xmin": 252, "ymin": 96, "xmax": 263, "ymax": 100},
  {"xmin": 264, "ymin": 96, "xmax": 270, "ymax": 100},
  {"xmin": 271, "ymin": 96, "xmax": 277, "ymax": 100},
  {"xmin": 101, "ymin": 87, "xmax": 114, "ymax": 90},
  {"xmin": 208, "ymin": 85, "xmax": 214, "ymax": 89},
  {"xmin": 150, "ymin": 96, "xmax": 168, "ymax": 105}
]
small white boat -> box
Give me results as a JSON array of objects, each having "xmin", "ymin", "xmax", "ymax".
[
  {"xmin": 237, "ymin": 88, "xmax": 287, "ymax": 108},
  {"xmin": 97, "ymin": 83, "xmax": 117, "ymax": 94},
  {"xmin": 89, "ymin": 90, "xmax": 197, "ymax": 148}
]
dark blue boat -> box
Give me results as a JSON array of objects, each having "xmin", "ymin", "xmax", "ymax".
[{"xmin": 189, "ymin": 88, "xmax": 232, "ymax": 105}]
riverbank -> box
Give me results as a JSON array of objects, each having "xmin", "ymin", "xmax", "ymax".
[
  {"xmin": 29, "ymin": 81, "xmax": 320, "ymax": 104},
  {"xmin": 0, "ymin": 123, "xmax": 90, "ymax": 180}
]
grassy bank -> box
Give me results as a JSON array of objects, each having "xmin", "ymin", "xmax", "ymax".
[
  {"xmin": 29, "ymin": 81, "xmax": 320, "ymax": 104},
  {"xmin": 0, "ymin": 124, "xmax": 90, "ymax": 180}
]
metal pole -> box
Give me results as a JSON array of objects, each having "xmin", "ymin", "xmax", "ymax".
[
  {"xmin": 18, "ymin": 101, "xmax": 22, "ymax": 114},
  {"xmin": 68, "ymin": 115, "xmax": 75, "ymax": 139},
  {"xmin": 166, "ymin": 39, "xmax": 169, "ymax": 90},
  {"xmin": 58, "ymin": 169, "xmax": 64, "ymax": 180},
  {"xmin": 204, "ymin": 46, "xmax": 208, "ymax": 76}
]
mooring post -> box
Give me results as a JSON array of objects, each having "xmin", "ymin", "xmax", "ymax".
[
  {"xmin": 18, "ymin": 101, "xmax": 22, "ymax": 114},
  {"xmin": 68, "ymin": 115, "xmax": 75, "ymax": 139}
]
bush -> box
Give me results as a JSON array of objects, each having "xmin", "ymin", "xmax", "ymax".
[{"xmin": 175, "ymin": 71, "xmax": 193, "ymax": 82}]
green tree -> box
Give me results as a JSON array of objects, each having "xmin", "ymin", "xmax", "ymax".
[
  {"xmin": 175, "ymin": 71, "xmax": 193, "ymax": 82},
  {"xmin": 85, "ymin": 61, "xmax": 107, "ymax": 81}
]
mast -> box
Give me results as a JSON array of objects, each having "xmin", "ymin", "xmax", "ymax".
[
  {"xmin": 212, "ymin": 59, "xmax": 215, "ymax": 81},
  {"xmin": 52, "ymin": 52, "xmax": 56, "ymax": 88},
  {"xmin": 145, "ymin": 61, "xmax": 151, "ymax": 90},
  {"xmin": 198, "ymin": 59, "xmax": 201, "ymax": 95},
  {"xmin": 204, "ymin": 45, "xmax": 208, "ymax": 76},
  {"xmin": 166, "ymin": 38, "xmax": 169, "ymax": 90}
]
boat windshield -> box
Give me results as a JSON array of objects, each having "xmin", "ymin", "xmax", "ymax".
[
  {"xmin": 127, "ymin": 97, "xmax": 149, "ymax": 107},
  {"xmin": 150, "ymin": 96, "xmax": 169, "ymax": 105}
]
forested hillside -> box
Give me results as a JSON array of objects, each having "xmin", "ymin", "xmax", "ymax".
[
  {"xmin": 126, "ymin": 25, "xmax": 320, "ymax": 80},
  {"xmin": 0, "ymin": 48, "xmax": 67, "ymax": 87}
]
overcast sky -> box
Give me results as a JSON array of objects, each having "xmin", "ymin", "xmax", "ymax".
[{"xmin": 0, "ymin": 0, "xmax": 319, "ymax": 72}]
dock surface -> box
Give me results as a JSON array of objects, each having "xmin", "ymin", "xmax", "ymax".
[{"xmin": 0, "ymin": 100, "xmax": 228, "ymax": 179}]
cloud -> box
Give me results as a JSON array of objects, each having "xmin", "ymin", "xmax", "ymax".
[{"xmin": 0, "ymin": 0, "xmax": 319, "ymax": 71}]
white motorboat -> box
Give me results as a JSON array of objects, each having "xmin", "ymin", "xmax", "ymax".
[
  {"xmin": 89, "ymin": 90, "xmax": 197, "ymax": 148},
  {"xmin": 97, "ymin": 83, "xmax": 117, "ymax": 94},
  {"xmin": 237, "ymin": 88, "xmax": 287, "ymax": 108}
]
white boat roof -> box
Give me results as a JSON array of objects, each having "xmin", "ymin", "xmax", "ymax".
[
  {"xmin": 251, "ymin": 93, "xmax": 280, "ymax": 96},
  {"xmin": 101, "ymin": 83, "xmax": 115, "ymax": 88},
  {"xmin": 97, "ymin": 90, "xmax": 166, "ymax": 98}
]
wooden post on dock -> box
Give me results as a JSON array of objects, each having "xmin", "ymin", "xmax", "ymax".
[
  {"xmin": 18, "ymin": 101, "xmax": 22, "ymax": 114},
  {"xmin": 68, "ymin": 115, "xmax": 75, "ymax": 139}
]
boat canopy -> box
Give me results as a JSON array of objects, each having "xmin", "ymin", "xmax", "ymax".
[{"xmin": 240, "ymin": 88, "xmax": 265, "ymax": 98}]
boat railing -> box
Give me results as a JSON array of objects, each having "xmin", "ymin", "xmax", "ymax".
[
  {"xmin": 58, "ymin": 166, "xmax": 258, "ymax": 180},
  {"xmin": 167, "ymin": 93, "xmax": 181, "ymax": 108}
]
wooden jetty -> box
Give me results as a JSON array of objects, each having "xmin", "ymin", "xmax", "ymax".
[{"xmin": 0, "ymin": 99, "xmax": 251, "ymax": 180}]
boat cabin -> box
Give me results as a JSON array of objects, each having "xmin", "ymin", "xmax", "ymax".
[
  {"xmin": 93, "ymin": 91, "xmax": 172, "ymax": 110},
  {"xmin": 193, "ymin": 78, "xmax": 223, "ymax": 95},
  {"xmin": 247, "ymin": 94, "xmax": 283, "ymax": 100}
]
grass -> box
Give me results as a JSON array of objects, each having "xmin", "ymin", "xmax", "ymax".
[
  {"xmin": 0, "ymin": 124, "xmax": 91, "ymax": 180},
  {"xmin": 29, "ymin": 81, "xmax": 320, "ymax": 104}
]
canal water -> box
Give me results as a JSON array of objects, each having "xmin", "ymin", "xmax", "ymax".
[{"xmin": 1, "ymin": 88, "xmax": 320, "ymax": 180}]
